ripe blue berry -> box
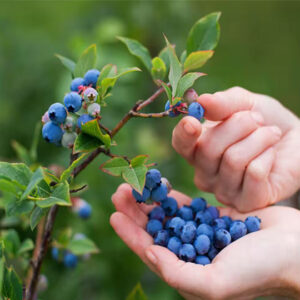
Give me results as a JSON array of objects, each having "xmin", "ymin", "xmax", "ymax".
[
  {"xmin": 179, "ymin": 244, "xmax": 196, "ymax": 262},
  {"xmin": 230, "ymin": 221, "xmax": 247, "ymax": 241},
  {"xmin": 214, "ymin": 229, "xmax": 231, "ymax": 249},
  {"xmin": 245, "ymin": 216, "xmax": 261, "ymax": 233},
  {"xmin": 207, "ymin": 245, "xmax": 219, "ymax": 261},
  {"xmin": 212, "ymin": 218, "xmax": 227, "ymax": 231},
  {"xmin": 194, "ymin": 234, "xmax": 210, "ymax": 255},
  {"xmin": 168, "ymin": 217, "xmax": 185, "ymax": 237},
  {"xmin": 195, "ymin": 255, "xmax": 211, "ymax": 265},
  {"xmin": 188, "ymin": 102, "xmax": 204, "ymax": 120},
  {"xmin": 167, "ymin": 236, "xmax": 182, "ymax": 255},
  {"xmin": 151, "ymin": 183, "xmax": 168, "ymax": 202},
  {"xmin": 63, "ymin": 252, "xmax": 78, "ymax": 268},
  {"xmin": 206, "ymin": 206, "xmax": 219, "ymax": 219},
  {"xmin": 48, "ymin": 103, "xmax": 67, "ymax": 124},
  {"xmin": 190, "ymin": 197, "xmax": 207, "ymax": 213},
  {"xmin": 84, "ymin": 69, "xmax": 100, "ymax": 87},
  {"xmin": 161, "ymin": 197, "xmax": 178, "ymax": 216},
  {"xmin": 87, "ymin": 103, "xmax": 101, "ymax": 117},
  {"xmin": 149, "ymin": 206, "xmax": 165, "ymax": 222},
  {"xmin": 61, "ymin": 132, "xmax": 77, "ymax": 148},
  {"xmin": 154, "ymin": 230, "xmax": 169, "ymax": 246},
  {"xmin": 70, "ymin": 77, "xmax": 85, "ymax": 92},
  {"xmin": 146, "ymin": 219, "xmax": 163, "ymax": 237},
  {"xmin": 64, "ymin": 92, "xmax": 82, "ymax": 113},
  {"xmin": 180, "ymin": 222, "xmax": 196, "ymax": 243},
  {"xmin": 186, "ymin": 220, "xmax": 197, "ymax": 228},
  {"xmin": 195, "ymin": 210, "xmax": 213, "ymax": 225},
  {"xmin": 42, "ymin": 122, "xmax": 63, "ymax": 143},
  {"xmin": 78, "ymin": 201, "xmax": 92, "ymax": 219},
  {"xmin": 132, "ymin": 187, "xmax": 150, "ymax": 203},
  {"xmin": 83, "ymin": 87, "xmax": 98, "ymax": 102},
  {"xmin": 165, "ymin": 100, "xmax": 181, "ymax": 117},
  {"xmin": 177, "ymin": 205, "xmax": 193, "ymax": 221},
  {"xmin": 77, "ymin": 114, "xmax": 94, "ymax": 129},
  {"xmin": 221, "ymin": 216, "xmax": 233, "ymax": 229},
  {"xmin": 145, "ymin": 169, "xmax": 161, "ymax": 189},
  {"xmin": 196, "ymin": 224, "xmax": 214, "ymax": 241},
  {"xmin": 51, "ymin": 247, "xmax": 59, "ymax": 260}
]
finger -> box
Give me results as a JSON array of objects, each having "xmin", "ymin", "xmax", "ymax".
[
  {"xmin": 216, "ymin": 126, "xmax": 282, "ymax": 204},
  {"xmin": 198, "ymin": 87, "xmax": 254, "ymax": 121},
  {"xmin": 172, "ymin": 116, "xmax": 202, "ymax": 163}
]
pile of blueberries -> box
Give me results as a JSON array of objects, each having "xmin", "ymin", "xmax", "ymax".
[
  {"xmin": 132, "ymin": 169, "xmax": 261, "ymax": 265},
  {"xmin": 42, "ymin": 69, "xmax": 101, "ymax": 148}
]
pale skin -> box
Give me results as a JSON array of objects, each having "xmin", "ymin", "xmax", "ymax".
[{"xmin": 110, "ymin": 88, "xmax": 300, "ymax": 299}]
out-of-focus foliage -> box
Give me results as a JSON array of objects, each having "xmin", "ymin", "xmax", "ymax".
[{"xmin": 0, "ymin": 1, "xmax": 300, "ymax": 299}]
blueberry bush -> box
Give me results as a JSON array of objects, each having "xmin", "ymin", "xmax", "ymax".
[{"xmin": 0, "ymin": 12, "xmax": 222, "ymax": 300}]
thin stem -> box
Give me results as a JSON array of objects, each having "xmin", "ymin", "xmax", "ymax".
[
  {"xmin": 70, "ymin": 184, "xmax": 88, "ymax": 194},
  {"xmin": 130, "ymin": 111, "xmax": 169, "ymax": 118}
]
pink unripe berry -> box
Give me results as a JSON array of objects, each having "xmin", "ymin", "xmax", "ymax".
[
  {"xmin": 184, "ymin": 89, "xmax": 198, "ymax": 104},
  {"xmin": 161, "ymin": 177, "xmax": 172, "ymax": 193},
  {"xmin": 42, "ymin": 111, "xmax": 50, "ymax": 124},
  {"xmin": 83, "ymin": 87, "xmax": 98, "ymax": 102},
  {"xmin": 87, "ymin": 103, "xmax": 101, "ymax": 117}
]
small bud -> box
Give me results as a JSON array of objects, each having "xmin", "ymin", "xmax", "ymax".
[
  {"xmin": 42, "ymin": 111, "xmax": 50, "ymax": 124},
  {"xmin": 183, "ymin": 89, "xmax": 198, "ymax": 104},
  {"xmin": 83, "ymin": 87, "xmax": 98, "ymax": 103},
  {"xmin": 87, "ymin": 103, "xmax": 101, "ymax": 117},
  {"xmin": 37, "ymin": 274, "xmax": 48, "ymax": 292},
  {"xmin": 61, "ymin": 132, "xmax": 77, "ymax": 148},
  {"xmin": 161, "ymin": 177, "xmax": 172, "ymax": 193}
]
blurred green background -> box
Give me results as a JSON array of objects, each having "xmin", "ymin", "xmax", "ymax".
[{"xmin": 1, "ymin": 1, "xmax": 300, "ymax": 299}]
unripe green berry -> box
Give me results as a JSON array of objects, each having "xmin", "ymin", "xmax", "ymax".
[
  {"xmin": 64, "ymin": 116, "xmax": 76, "ymax": 131},
  {"xmin": 62, "ymin": 132, "xmax": 77, "ymax": 148},
  {"xmin": 83, "ymin": 87, "xmax": 98, "ymax": 103},
  {"xmin": 87, "ymin": 103, "xmax": 101, "ymax": 117}
]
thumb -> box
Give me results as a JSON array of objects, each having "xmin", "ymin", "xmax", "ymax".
[{"xmin": 199, "ymin": 87, "xmax": 255, "ymax": 121}]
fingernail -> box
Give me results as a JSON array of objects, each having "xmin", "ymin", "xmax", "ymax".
[
  {"xmin": 251, "ymin": 112, "xmax": 264, "ymax": 124},
  {"xmin": 183, "ymin": 121, "xmax": 196, "ymax": 136},
  {"xmin": 146, "ymin": 249, "xmax": 157, "ymax": 265},
  {"xmin": 270, "ymin": 126, "xmax": 282, "ymax": 137}
]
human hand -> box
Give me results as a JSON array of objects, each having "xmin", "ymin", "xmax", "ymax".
[
  {"xmin": 172, "ymin": 87, "xmax": 300, "ymax": 211},
  {"xmin": 110, "ymin": 184, "xmax": 300, "ymax": 299}
]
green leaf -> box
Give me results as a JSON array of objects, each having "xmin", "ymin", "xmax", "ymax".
[
  {"xmin": 2, "ymin": 267, "xmax": 11, "ymax": 298},
  {"xmin": 60, "ymin": 153, "xmax": 88, "ymax": 182},
  {"xmin": 131, "ymin": 155, "xmax": 148, "ymax": 167},
  {"xmin": 151, "ymin": 57, "xmax": 166, "ymax": 82},
  {"xmin": 0, "ymin": 241, "xmax": 4, "ymax": 296},
  {"xmin": 0, "ymin": 179, "xmax": 19, "ymax": 195},
  {"xmin": 126, "ymin": 283, "xmax": 148, "ymax": 300},
  {"xmin": 21, "ymin": 167, "xmax": 45, "ymax": 201},
  {"xmin": 68, "ymin": 237, "xmax": 99, "ymax": 255},
  {"xmin": 43, "ymin": 168, "xmax": 59, "ymax": 185},
  {"xmin": 17, "ymin": 239, "xmax": 34, "ymax": 255},
  {"xmin": 118, "ymin": 36, "xmax": 152, "ymax": 70},
  {"xmin": 172, "ymin": 97, "xmax": 182, "ymax": 106},
  {"xmin": 74, "ymin": 44, "xmax": 97, "ymax": 77},
  {"xmin": 30, "ymin": 206, "xmax": 47, "ymax": 230},
  {"xmin": 81, "ymin": 119, "xmax": 111, "ymax": 148},
  {"xmin": 6, "ymin": 199, "xmax": 34, "ymax": 217},
  {"xmin": 158, "ymin": 46, "xmax": 170, "ymax": 71},
  {"xmin": 100, "ymin": 157, "xmax": 129, "ymax": 177},
  {"xmin": 74, "ymin": 133, "xmax": 103, "ymax": 153},
  {"xmin": 29, "ymin": 121, "xmax": 41, "ymax": 162},
  {"xmin": 186, "ymin": 12, "xmax": 221, "ymax": 55},
  {"xmin": 184, "ymin": 50, "xmax": 214, "ymax": 72},
  {"xmin": 55, "ymin": 54, "xmax": 76, "ymax": 74},
  {"xmin": 36, "ymin": 181, "xmax": 71, "ymax": 208},
  {"xmin": 164, "ymin": 35, "xmax": 182, "ymax": 97},
  {"xmin": 11, "ymin": 140, "xmax": 31, "ymax": 165},
  {"xmin": 0, "ymin": 162, "xmax": 32, "ymax": 188},
  {"xmin": 176, "ymin": 72, "xmax": 206, "ymax": 98},
  {"xmin": 9, "ymin": 268, "xmax": 23, "ymax": 300},
  {"xmin": 2, "ymin": 230, "xmax": 21, "ymax": 256},
  {"xmin": 180, "ymin": 50, "xmax": 187, "ymax": 64},
  {"xmin": 158, "ymin": 81, "xmax": 172, "ymax": 102},
  {"xmin": 122, "ymin": 164, "xmax": 147, "ymax": 194},
  {"xmin": 96, "ymin": 64, "xmax": 117, "ymax": 87}
]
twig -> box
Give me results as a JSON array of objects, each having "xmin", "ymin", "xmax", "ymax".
[
  {"xmin": 130, "ymin": 111, "xmax": 169, "ymax": 118},
  {"xmin": 99, "ymin": 122, "xmax": 112, "ymax": 136}
]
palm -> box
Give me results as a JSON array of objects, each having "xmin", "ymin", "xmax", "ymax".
[{"xmin": 110, "ymin": 184, "xmax": 300, "ymax": 299}]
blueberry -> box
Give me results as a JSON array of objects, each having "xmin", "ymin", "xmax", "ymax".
[
  {"xmin": 63, "ymin": 252, "xmax": 78, "ymax": 268},
  {"xmin": 87, "ymin": 103, "xmax": 101, "ymax": 117},
  {"xmin": 161, "ymin": 197, "xmax": 178, "ymax": 216},
  {"xmin": 179, "ymin": 244, "xmax": 196, "ymax": 262},
  {"xmin": 190, "ymin": 197, "xmax": 207, "ymax": 212},
  {"xmin": 212, "ymin": 218, "xmax": 227, "ymax": 231},
  {"xmin": 168, "ymin": 217, "xmax": 185, "ymax": 237},
  {"xmin": 154, "ymin": 230, "xmax": 169, "ymax": 246},
  {"xmin": 196, "ymin": 224, "xmax": 214, "ymax": 241},
  {"xmin": 167, "ymin": 236, "xmax": 182, "ymax": 255},
  {"xmin": 188, "ymin": 102, "xmax": 204, "ymax": 120},
  {"xmin": 165, "ymin": 100, "xmax": 181, "ymax": 117},
  {"xmin": 177, "ymin": 205, "xmax": 193, "ymax": 221},
  {"xmin": 221, "ymin": 216, "xmax": 233, "ymax": 229},
  {"xmin": 64, "ymin": 92, "xmax": 82, "ymax": 113},
  {"xmin": 132, "ymin": 187, "xmax": 150, "ymax": 203},
  {"xmin": 51, "ymin": 247, "xmax": 59, "ymax": 260},
  {"xmin": 180, "ymin": 222, "xmax": 196, "ymax": 243},
  {"xmin": 145, "ymin": 169, "xmax": 161, "ymax": 189},
  {"xmin": 61, "ymin": 132, "xmax": 77, "ymax": 148},
  {"xmin": 214, "ymin": 229, "xmax": 231, "ymax": 249},
  {"xmin": 78, "ymin": 201, "xmax": 92, "ymax": 219},
  {"xmin": 42, "ymin": 122, "xmax": 63, "ymax": 144},
  {"xmin": 83, "ymin": 87, "xmax": 98, "ymax": 102},
  {"xmin": 149, "ymin": 206, "xmax": 165, "ymax": 222},
  {"xmin": 70, "ymin": 77, "xmax": 85, "ymax": 92},
  {"xmin": 245, "ymin": 216, "xmax": 261, "ymax": 233},
  {"xmin": 195, "ymin": 210, "xmax": 213, "ymax": 225},
  {"xmin": 194, "ymin": 234, "xmax": 210, "ymax": 255},
  {"xmin": 77, "ymin": 114, "xmax": 94, "ymax": 129},
  {"xmin": 161, "ymin": 177, "xmax": 172, "ymax": 193},
  {"xmin": 151, "ymin": 183, "xmax": 168, "ymax": 202},
  {"xmin": 195, "ymin": 255, "xmax": 211, "ymax": 265},
  {"xmin": 48, "ymin": 103, "xmax": 67, "ymax": 124},
  {"xmin": 84, "ymin": 69, "xmax": 100, "ymax": 88},
  {"xmin": 146, "ymin": 219, "xmax": 163, "ymax": 237},
  {"xmin": 164, "ymin": 219, "xmax": 171, "ymax": 230},
  {"xmin": 186, "ymin": 220, "xmax": 197, "ymax": 228},
  {"xmin": 206, "ymin": 206, "xmax": 219, "ymax": 219},
  {"xmin": 230, "ymin": 221, "xmax": 247, "ymax": 241},
  {"xmin": 207, "ymin": 245, "xmax": 219, "ymax": 261}
]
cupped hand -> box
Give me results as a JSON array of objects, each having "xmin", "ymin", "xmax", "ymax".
[
  {"xmin": 172, "ymin": 87, "xmax": 300, "ymax": 212},
  {"xmin": 110, "ymin": 184, "xmax": 300, "ymax": 300}
]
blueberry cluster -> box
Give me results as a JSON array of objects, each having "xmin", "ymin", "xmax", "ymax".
[
  {"xmin": 72, "ymin": 197, "xmax": 92, "ymax": 219},
  {"xmin": 165, "ymin": 89, "xmax": 205, "ymax": 121},
  {"xmin": 42, "ymin": 69, "xmax": 101, "ymax": 148}
]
